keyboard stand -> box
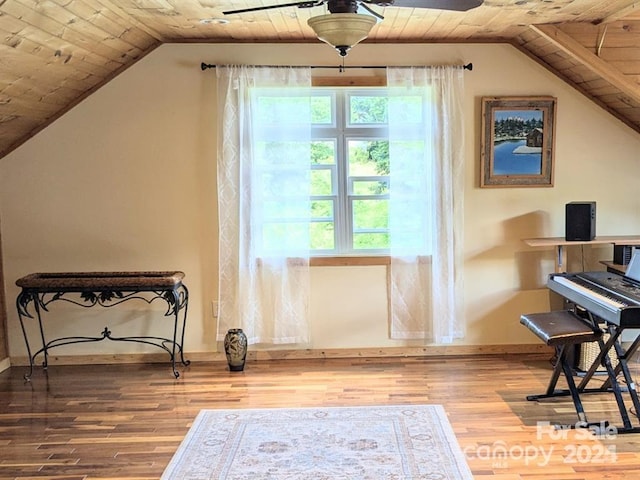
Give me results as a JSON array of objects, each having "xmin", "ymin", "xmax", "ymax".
[{"xmin": 577, "ymin": 314, "xmax": 640, "ymax": 434}]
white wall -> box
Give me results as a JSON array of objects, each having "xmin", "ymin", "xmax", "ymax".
[{"xmin": 2, "ymin": 42, "xmax": 640, "ymax": 360}]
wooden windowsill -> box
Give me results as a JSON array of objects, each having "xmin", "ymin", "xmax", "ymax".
[
  {"xmin": 312, "ymin": 76, "xmax": 387, "ymax": 87},
  {"xmin": 310, "ymin": 256, "xmax": 391, "ymax": 267}
]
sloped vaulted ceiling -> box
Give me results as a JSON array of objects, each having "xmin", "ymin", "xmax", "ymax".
[{"xmin": 1, "ymin": 0, "xmax": 640, "ymax": 159}]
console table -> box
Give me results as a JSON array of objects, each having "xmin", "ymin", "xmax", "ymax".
[
  {"xmin": 15, "ymin": 271, "xmax": 190, "ymax": 380},
  {"xmin": 523, "ymin": 236, "xmax": 640, "ymax": 273}
]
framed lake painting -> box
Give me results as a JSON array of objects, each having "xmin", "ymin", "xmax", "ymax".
[{"xmin": 480, "ymin": 96, "xmax": 556, "ymax": 188}]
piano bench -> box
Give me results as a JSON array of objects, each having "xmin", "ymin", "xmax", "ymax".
[
  {"xmin": 520, "ymin": 311, "xmax": 601, "ymax": 347},
  {"xmin": 521, "ymin": 310, "xmax": 603, "ymax": 428}
]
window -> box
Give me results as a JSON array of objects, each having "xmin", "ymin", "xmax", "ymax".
[
  {"xmin": 253, "ymin": 87, "xmax": 428, "ymax": 257},
  {"xmin": 310, "ymin": 89, "xmax": 391, "ymax": 255}
]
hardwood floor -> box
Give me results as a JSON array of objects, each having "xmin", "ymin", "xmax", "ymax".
[{"xmin": 1, "ymin": 353, "xmax": 640, "ymax": 479}]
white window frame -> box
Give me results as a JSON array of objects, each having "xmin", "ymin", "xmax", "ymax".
[
  {"xmin": 311, "ymin": 88, "xmax": 391, "ymax": 256},
  {"xmin": 251, "ymin": 86, "xmax": 430, "ymax": 259}
]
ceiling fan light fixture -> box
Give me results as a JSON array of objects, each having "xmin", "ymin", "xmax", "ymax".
[{"xmin": 307, "ymin": 13, "xmax": 376, "ymax": 57}]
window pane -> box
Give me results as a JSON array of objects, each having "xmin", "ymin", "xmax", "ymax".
[
  {"xmin": 311, "ymin": 200, "xmax": 333, "ymax": 219},
  {"xmin": 256, "ymin": 141, "xmax": 311, "ymax": 167},
  {"xmin": 352, "ymin": 180, "xmax": 389, "ymax": 195},
  {"xmin": 263, "ymin": 200, "xmax": 309, "ymax": 218},
  {"xmin": 353, "ymin": 233, "xmax": 389, "ymax": 250},
  {"xmin": 353, "ymin": 199, "xmax": 389, "ymax": 229},
  {"xmin": 389, "ymin": 198, "xmax": 430, "ymax": 252},
  {"xmin": 389, "ymin": 95, "xmax": 424, "ymax": 124},
  {"xmin": 348, "ymin": 140, "xmax": 389, "ymax": 176},
  {"xmin": 263, "ymin": 223, "xmax": 309, "ymax": 252},
  {"xmin": 349, "ymin": 95, "xmax": 388, "ymax": 124},
  {"xmin": 311, "ymin": 170, "xmax": 332, "ymax": 196},
  {"xmin": 312, "ymin": 140, "xmax": 335, "ymax": 165},
  {"xmin": 311, "ymin": 222, "xmax": 335, "ymax": 249},
  {"xmin": 255, "ymin": 95, "xmax": 311, "ymax": 125},
  {"xmin": 260, "ymin": 171, "xmax": 309, "ymax": 197},
  {"xmin": 311, "ymin": 96, "xmax": 333, "ymax": 124}
]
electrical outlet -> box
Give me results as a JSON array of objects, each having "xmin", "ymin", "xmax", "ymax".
[{"xmin": 212, "ymin": 301, "xmax": 219, "ymax": 318}]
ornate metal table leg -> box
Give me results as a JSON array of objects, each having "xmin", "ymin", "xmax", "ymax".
[
  {"xmin": 178, "ymin": 284, "xmax": 190, "ymax": 368},
  {"xmin": 168, "ymin": 285, "xmax": 190, "ymax": 378},
  {"xmin": 16, "ymin": 291, "xmax": 35, "ymax": 381},
  {"xmin": 169, "ymin": 288, "xmax": 180, "ymax": 379},
  {"xmin": 32, "ymin": 296, "xmax": 49, "ymax": 371}
]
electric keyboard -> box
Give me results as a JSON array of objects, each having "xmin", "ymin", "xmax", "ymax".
[{"xmin": 548, "ymin": 271, "xmax": 640, "ymax": 328}]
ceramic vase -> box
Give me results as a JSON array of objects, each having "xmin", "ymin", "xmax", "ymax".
[{"xmin": 224, "ymin": 328, "xmax": 248, "ymax": 371}]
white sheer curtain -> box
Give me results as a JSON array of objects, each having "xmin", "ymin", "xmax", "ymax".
[
  {"xmin": 216, "ymin": 65, "xmax": 312, "ymax": 345},
  {"xmin": 387, "ymin": 66, "xmax": 465, "ymax": 343}
]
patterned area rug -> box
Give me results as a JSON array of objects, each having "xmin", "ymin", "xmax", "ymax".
[{"xmin": 161, "ymin": 405, "xmax": 473, "ymax": 479}]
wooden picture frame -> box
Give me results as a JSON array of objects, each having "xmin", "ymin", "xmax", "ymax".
[{"xmin": 480, "ymin": 96, "xmax": 556, "ymax": 188}]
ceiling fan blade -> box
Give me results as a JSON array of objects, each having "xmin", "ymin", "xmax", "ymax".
[
  {"xmin": 365, "ymin": 0, "xmax": 483, "ymax": 11},
  {"xmin": 223, "ymin": 0, "xmax": 322, "ymax": 15},
  {"xmin": 358, "ymin": 2, "xmax": 384, "ymax": 20}
]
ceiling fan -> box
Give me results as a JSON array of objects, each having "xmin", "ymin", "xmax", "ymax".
[{"xmin": 223, "ymin": 0, "xmax": 484, "ymax": 56}]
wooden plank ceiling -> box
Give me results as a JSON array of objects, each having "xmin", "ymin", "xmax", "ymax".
[{"xmin": 1, "ymin": 0, "xmax": 640, "ymax": 159}]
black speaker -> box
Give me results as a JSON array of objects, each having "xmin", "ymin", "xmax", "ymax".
[{"xmin": 565, "ymin": 202, "xmax": 596, "ymax": 241}]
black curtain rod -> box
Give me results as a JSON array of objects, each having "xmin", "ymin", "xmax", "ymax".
[{"xmin": 201, "ymin": 62, "xmax": 473, "ymax": 71}]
